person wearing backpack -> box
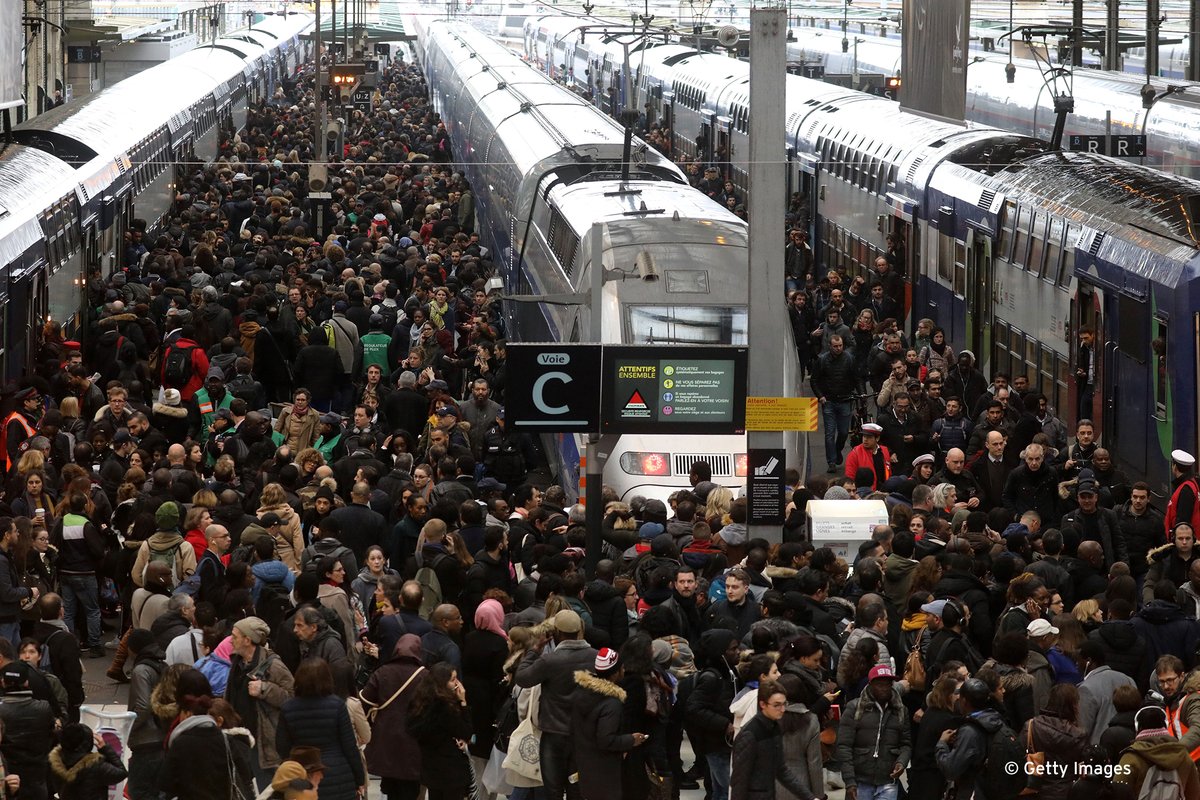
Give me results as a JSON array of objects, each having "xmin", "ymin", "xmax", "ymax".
[
  {"xmin": 1114, "ymin": 705, "xmax": 1200, "ymax": 800},
  {"xmin": 130, "ymin": 502, "xmax": 197, "ymax": 590},
  {"xmin": 159, "ymin": 325, "xmax": 209, "ymax": 402},
  {"xmin": 31, "ymin": 594, "xmax": 84, "ymax": 723},
  {"xmin": 226, "ymin": 616, "xmax": 296, "ymax": 790},
  {"xmin": 936, "ymin": 677, "xmax": 1026, "ymax": 800}
]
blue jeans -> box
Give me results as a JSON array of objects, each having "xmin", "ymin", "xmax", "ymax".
[
  {"xmin": 706, "ymin": 751, "xmax": 731, "ymax": 800},
  {"xmin": 0, "ymin": 620, "xmax": 18, "ymax": 650},
  {"xmin": 822, "ymin": 400, "xmax": 853, "ymax": 466},
  {"xmin": 61, "ymin": 573, "xmax": 101, "ymax": 647},
  {"xmin": 857, "ymin": 781, "xmax": 899, "ymax": 800}
]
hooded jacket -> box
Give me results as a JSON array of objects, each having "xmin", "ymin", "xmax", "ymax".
[
  {"xmin": 1143, "ymin": 542, "xmax": 1200, "ymax": 604},
  {"xmin": 882, "ymin": 554, "xmax": 919, "ymax": 609},
  {"xmin": 1115, "ymin": 735, "xmax": 1200, "ymax": 799},
  {"xmin": 686, "ymin": 629, "xmax": 739, "ymax": 754},
  {"xmin": 1131, "ymin": 599, "xmax": 1200, "ymax": 666},
  {"xmin": 935, "ymin": 708, "xmax": 1006, "ymax": 800},
  {"xmin": 361, "ymin": 635, "xmax": 424, "ymax": 781},
  {"xmin": 160, "ymin": 715, "xmax": 241, "ymax": 800},
  {"xmin": 49, "ymin": 742, "xmax": 127, "ymax": 800},
  {"xmin": 572, "ymin": 670, "xmax": 637, "ymax": 800},
  {"xmin": 1088, "ymin": 620, "xmax": 1150, "ymax": 692}
]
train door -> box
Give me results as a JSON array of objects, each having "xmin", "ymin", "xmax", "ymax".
[
  {"xmin": 7, "ymin": 268, "xmax": 47, "ymax": 378},
  {"xmin": 1072, "ymin": 282, "xmax": 1103, "ymax": 431},
  {"xmin": 1105, "ymin": 290, "xmax": 1155, "ymax": 479},
  {"xmin": 964, "ymin": 228, "xmax": 993, "ymax": 372},
  {"xmin": 890, "ymin": 216, "xmax": 914, "ymax": 318}
]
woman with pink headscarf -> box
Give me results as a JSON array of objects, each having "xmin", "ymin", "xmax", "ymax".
[{"xmin": 462, "ymin": 598, "xmax": 510, "ymax": 789}]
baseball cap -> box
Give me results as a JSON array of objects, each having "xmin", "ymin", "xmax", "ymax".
[
  {"xmin": 553, "ymin": 609, "xmax": 582, "ymax": 634},
  {"xmin": 477, "ymin": 477, "xmax": 506, "ymax": 493},
  {"xmin": 260, "ymin": 512, "xmax": 283, "ymax": 528},
  {"xmin": 320, "ymin": 413, "xmax": 341, "ymax": 426},
  {"xmin": 427, "ymin": 379, "xmax": 449, "ymax": 392},
  {"xmin": 1027, "ymin": 619, "xmax": 1060, "ymax": 637},
  {"xmin": 919, "ymin": 599, "xmax": 948, "ymax": 617},
  {"xmin": 113, "ymin": 429, "xmax": 133, "ymax": 445},
  {"xmin": 868, "ymin": 664, "xmax": 895, "ymax": 682},
  {"xmin": 436, "ymin": 405, "xmax": 459, "ymax": 418}
]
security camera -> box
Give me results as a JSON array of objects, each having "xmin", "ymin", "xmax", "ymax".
[{"xmin": 634, "ymin": 251, "xmax": 660, "ymax": 283}]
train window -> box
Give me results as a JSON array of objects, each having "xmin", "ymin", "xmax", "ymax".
[
  {"xmin": 1057, "ymin": 245, "xmax": 1074, "ymax": 288},
  {"xmin": 1012, "ymin": 207, "xmax": 1030, "ymax": 269},
  {"xmin": 1044, "ymin": 237, "xmax": 1061, "ymax": 286},
  {"xmin": 1154, "ymin": 319, "xmax": 1168, "ymax": 419},
  {"xmin": 1055, "ymin": 354, "xmax": 1070, "ymax": 419},
  {"xmin": 1028, "ymin": 215, "xmax": 1046, "ymax": 278},
  {"xmin": 997, "ymin": 201, "xmax": 1015, "ymax": 262},
  {"xmin": 1010, "ymin": 327, "xmax": 1023, "ymax": 354},
  {"xmin": 954, "ymin": 262, "xmax": 966, "ymax": 297},
  {"xmin": 1118, "ymin": 294, "xmax": 1147, "ymax": 363},
  {"xmin": 938, "ymin": 232, "xmax": 953, "ymax": 282},
  {"xmin": 994, "ymin": 320, "xmax": 1010, "ymax": 372}
]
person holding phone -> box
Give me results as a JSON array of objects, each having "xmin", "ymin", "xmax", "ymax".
[{"xmin": 572, "ymin": 648, "xmax": 648, "ymax": 800}]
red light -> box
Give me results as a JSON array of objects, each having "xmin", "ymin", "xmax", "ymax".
[
  {"xmin": 735, "ymin": 454, "xmax": 748, "ymax": 477},
  {"xmin": 641, "ymin": 453, "xmax": 670, "ymax": 476}
]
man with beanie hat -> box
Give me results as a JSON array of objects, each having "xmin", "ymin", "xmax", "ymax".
[
  {"xmin": 515, "ymin": 609, "xmax": 598, "ymax": 799},
  {"xmin": 1114, "ymin": 705, "xmax": 1200, "ymax": 799},
  {"xmin": 130, "ymin": 502, "xmax": 197, "ymax": 589},
  {"xmin": 227, "ymin": 616, "xmax": 295, "ymax": 790}
]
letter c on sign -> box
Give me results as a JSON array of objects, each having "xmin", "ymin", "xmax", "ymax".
[{"xmin": 533, "ymin": 372, "xmax": 571, "ymax": 415}]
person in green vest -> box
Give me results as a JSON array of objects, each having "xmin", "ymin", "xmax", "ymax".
[
  {"xmin": 314, "ymin": 412, "xmax": 346, "ymax": 463},
  {"xmin": 194, "ymin": 366, "xmax": 234, "ymax": 446},
  {"xmin": 353, "ymin": 314, "xmax": 392, "ymax": 383}
]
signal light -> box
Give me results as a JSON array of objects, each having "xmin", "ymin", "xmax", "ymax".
[
  {"xmin": 735, "ymin": 454, "xmax": 748, "ymax": 477},
  {"xmin": 885, "ymin": 76, "xmax": 901, "ymax": 90}
]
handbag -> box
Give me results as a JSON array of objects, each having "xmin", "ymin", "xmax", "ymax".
[
  {"xmin": 903, "ymin": 627, "xmax": 927, "ymax": 691},
  {"xmin": 645, "ymin": 764, "xmax": 673, "ymax": 800},
  {"xmin": 502, "ymin": 685, "xmax": 543, "ymax": 785},
  {"xmin": 1021, "ymin": 718, "xmax": 1044, "ymax": 797},
  {"xmin": 359, "ymin": 666, "xmax": 424, "ymax": 724}
]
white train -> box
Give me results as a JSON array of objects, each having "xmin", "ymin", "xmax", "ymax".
[{"xmin": 414, "ymin": 16, "xmax": 756, "ymax": 501}]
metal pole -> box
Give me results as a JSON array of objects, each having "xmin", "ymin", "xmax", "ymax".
[
  {"xmin": 1071, "ymin": 0, "xmax": 1083, "ymax": 66},
  {"xmin": 315, "ymin": 0, "xmax": 324, "ymax": 159},
  {"xmin": 842, "ymin": 0, "xmax": 848, "ymax": 52},
  {"xmin": 747, "ymin": 4, "xmax": 795, "ymax": 543},
  {"xmin": 1191, "ymin": 2, "xmax": 1200, "ymax": 81},
  {"xmin": 1146, "ymin": 0, "xmax": 1159, "ymax": 78},
  {"xmin": 1104, "ymin": 0, "xmax": 1120, "ymax": 70},
  {"xmin": 584, "ymin": 221, "xmax": 604, "ymax": 576}
]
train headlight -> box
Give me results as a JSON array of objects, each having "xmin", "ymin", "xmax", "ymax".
[
  {"xmin": 735, "ymin": 453, "xmax": 748, "ymax": 477},
  {"xmin": 620, "ymin": 451, "xmax": 671, "ymax": 476}
]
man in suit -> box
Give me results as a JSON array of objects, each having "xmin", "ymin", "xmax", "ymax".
[{"xmin": 970, "ymin": 430, "xmax": 1016, "ymax": 512}]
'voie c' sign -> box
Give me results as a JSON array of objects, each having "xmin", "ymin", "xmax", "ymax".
[{"xmin": 506, "ymin": 344, "xmax": 603, "ymax": 433}]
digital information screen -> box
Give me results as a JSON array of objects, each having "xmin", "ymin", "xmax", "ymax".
[{"xmin": 601, "ymin": 346, "xmax": 747, "ymax": 434}]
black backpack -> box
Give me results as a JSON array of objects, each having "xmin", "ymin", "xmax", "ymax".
[
  {"xmin": 163, "ymin": 344, "xmax": 196, "ymax": 387},
  {"xmin": 966, "ymin": 717, "xmax": 1026, "ymax": 800},
  {"xmin": 255, "ymin": 582, "xmax": 293, "ymax": 634}
]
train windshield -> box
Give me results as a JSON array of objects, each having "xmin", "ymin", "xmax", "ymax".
[{"xmin": 624, "ymin": 305, "xmax": 748, "ymax": 345}]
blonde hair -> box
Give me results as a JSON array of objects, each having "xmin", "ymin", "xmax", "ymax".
[
  {"xmin": 1072, "ymin": 599, "xmax": 1100, "ymax": 627},
  {"xmin": 705, "ymin": 486, "xmax": 734, "ymax": 522},
  {"xmin": 191, "ymin": 489, "xmax": 218, "ymax": 509},
  {"xmin": 258, "ymin": 483, "xmax": 286, "ymax": 508},
  {"xmin": 59, "ymin": 396, "xmax": 80, "ymax": 418}
]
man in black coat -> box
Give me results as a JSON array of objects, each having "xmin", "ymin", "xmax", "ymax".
[
  {"xmin": 969, "ymin": 430, "xmax": 1017, "ymax": 512},
  {"xmin": 1087, "ymin": 598, "xmax": 1150, "ymax": 692},
  {"xmin": 686, "ymin": 629, "xmax": 740, "ymax": 800},
  {"xmin": 291, "ymin": 343, "xmax": 345, "ymax": 411},
  {"xmin": 381, "ymin": 371, "xmax": 429, "ymax": 437},
  {"xmin": 933, "ymin": 553, "xmax": 995, "ymax": 658},
  {"xmin": 1060, "ymin": 476, "xmax": 1128, "ymax": 569},
  {"xmin": 327, "ymin": 482, "xmax": 387, "ymax": 563},
  {"xmin": 730, "ymin": 682, "xmax": 819, "ymax": 799},
  {"xmin": 150, "ymin": 594, "xmax": 195, "ymax": 651},
  {"xmin": 33, "ymin": 594, "xmax": 85, "ymax": 723}
]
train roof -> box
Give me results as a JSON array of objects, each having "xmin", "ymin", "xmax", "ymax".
[{"xmin": 0, "ymin": 145, "xmax": 79, "ymax": 269}]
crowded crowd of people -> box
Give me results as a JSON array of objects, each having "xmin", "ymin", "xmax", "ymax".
[{"xmin": 2, "ymin": 22, "xmax": 1200, "ymax": 800}]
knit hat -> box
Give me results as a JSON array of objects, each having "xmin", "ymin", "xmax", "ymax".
[
  {"xmin": 162, "ymin": 388, "xmax": 181, "ymax": 406},
  {"xmin": 823, "ymin": 486, "xmax": 852, "ymax": 501},
  {"xmin": 59, "ymin": 723, "xmax": 93, "ymax": 758},
  {"xmin": 156, "ymin": 501, "xmax": 180, "ymax": 530},
  {"xmin": 594, "ymin": 647, "xmax": 620, "ymax": 675},
  {"xmin": 315, "ymin": 486, "xmax": 336, "ymax": 503},
  {"xmin": 233, "ymin": 616, "xmax": 271, "ymax": 646}
]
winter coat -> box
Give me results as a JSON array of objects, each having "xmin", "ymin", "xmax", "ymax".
[
  {"xmin": 462, "ymin": 628, "xmax": 508, "ymax": 757},
  {"xmin": 350, "ymin": 567, "xmax": 397, "ymax": 612},
  {"xmin": 909, "ymin": 705, "xmax": 961, "ymax": 800},
  {"xmin": 882, "ymin": 554, "xmax": 919, "ymax": 610},
  {"xmin": 775, "ymin": 703, "xmax": 824, "ymax": 800},
  {"xmin": 277, "ymin": 694, "xmax": 366, "ymax": 800},
  {"xmin": 835, "ymin": 686, "xmax": 912, "ymax": 788},
  {"xmin": 131, "ymin": 530, "xmax": 197, "ymax": 587},
  {"xmin": 1131, "ymin": 599, "xmax": 1200, "ymax": 667},
  {"xmin": 981, "ymin": 660, "xmax": 1037, "ymax": 730},
  {"xmin": 34, "ymin": 621, "xmax": 84, "ymax": 712},
  {"xmin": 49, "ymin": 743, "xmax": 127, "ymax": 800},
  {"xmin": 226, "ymin": 647, "xmax": 295, "ymax": 769},
  {"xmin": 272, "ymin": 405, "xmax": 321, "ymax": 452},
  {"xmin": 731, "ymin": 710, "xmax": 819, "ymax": 800},
  {"xmin": 1114, "ymin": 736, "xmax": 1200, "ymax": 800},
  {"xmin": 1089, "ymin": 618, "xmax": 1152, "ymax": 695},
  {"xmin": 50, "ymin": 513, "xmax": 105, "ymax": 574},
  {"xmin": 256, "ymin": 503, "xmax": 304, "ymax": 573},
  {"xmin": 935, "ymin": 708, "xmax": 1006, "ymax": 800},
  {"xmin": 405, "ymin": 697, "xmax": 473, "ymax": 791},
  {"xmin": 1144, "ymin": 543, "xmax": 1200, "ymax": 605},
  {"xmin": 1024, "ymin": 712, "xmax": 1088, "ymax": 800},
  {"xmin": 1003, "ymin": 464, "xmax": 1061, "ymax": 527},
  {"xmin": 1060, "ymin": 506, "xmax": 1128, "ymax": 568},
  {"xmin": 572, "ymin": 670, "xmax": 637, "ymax": 800},
  {"xmin": 934, "ymin": 570, "xmax": 996, "ymax": 655},
  {"xmin": 128, "ymin": 646, "xmax": 167, "ymax": 749},
  {"xmin": 686, "ymin": 630, "xmax": 739, "ymax": 754},
  {"xmin": 317, "ymin": 584, "xmax": 357, "ymax": 649},
  {"xmin": 1118, "ymin": 502, "xmax": 1166, "ymax": 577},
  {"xmin": 585, "ymin": 580, "xmax": 629, "ymax": 648},
  {"xmin": 514, "ymin": 637, "xmax": 598, "ymax": 735},
  {"xmin": 1080, "ymin": 662, "xmax": 1132, "ymax": 743},
  {"xmin": 160, "ymin": 715, "xmax": 244, "ymax": 800},
  {"xmin": 361, "ymin": 635, "xmax": 424, "ymax": 781},
  {"xmin": 1098, "ymin": 709, "xmax": 1136, "ymax": 764}
]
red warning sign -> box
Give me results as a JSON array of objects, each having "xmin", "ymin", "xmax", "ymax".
[{"xmin": 622, "ymin": 390, "xmax": 651, "ymax": 418}]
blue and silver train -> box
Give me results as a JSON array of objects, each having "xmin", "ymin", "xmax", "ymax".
[
  {"xmin": 0, "ymin": 13, "xmax": 313, "ymax": 381},
  {"xmin": 526, "ymin": 14, "xmax": 1200, "ymax": 496}
]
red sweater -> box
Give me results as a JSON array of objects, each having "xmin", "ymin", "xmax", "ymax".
[{"xmin": 844, "ymin": 443, "xmax": 892, "ymax": 490}]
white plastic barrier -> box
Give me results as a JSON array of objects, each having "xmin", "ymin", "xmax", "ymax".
[{"xmin": 79, "ymin": 706, "xmax": 137, "ymax": 800}]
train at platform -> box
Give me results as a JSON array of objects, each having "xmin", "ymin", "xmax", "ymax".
[
  {"xmin": 412, "ymin": 16, "xmax": 757, "ymax": 501},
  {"xmin": 0, "ymin": 13, "xmax": 313, "ymax": 382},
  {"xmin": 524, "ymin": 13, "xmax": 1200, "ymax": 497}
]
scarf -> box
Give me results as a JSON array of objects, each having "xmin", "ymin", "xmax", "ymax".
[
  {"xmin": 427, "ymin": 299, "xmax": 449, "ymax": 330},
  {"xmin": 474, "ymin": 598, "xmax": 507, "ymax": 640}
]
